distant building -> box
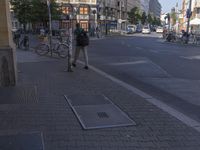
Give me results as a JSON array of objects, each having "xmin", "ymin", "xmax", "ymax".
[
  {"xmin": 96, "ymin": 0, "xmax": 128, "ymax": 32},
  {"xmin": 140, "ymin": 0, "xmax": 149, "ymax": 14},
  {"xmin": 127, "ymin": 0, "xmax": 140, "ymax": 12},
  {"xmin": 149, "ymin": 0, "xmax": 161, "ymax": 18}
]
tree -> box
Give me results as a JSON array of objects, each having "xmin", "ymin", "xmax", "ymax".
[
  {"xmin": 152, "ymin": 16, "xmax": 161, "ymax": 26},
  {"xmin": 11, "ymin": 0, "xmax": 60, "ymax": 28},
  {"xmin": 147, "ymin": 14, "xmax": 153, "ymax": 24},
  {"xmin": 141, "ymin": 12, "xmax": 147, "ymax": 25},
  {"xmin": 10, "ymin": 0, "xmax": 33, "ymax": 30},
  {"xmin": 127, "ymin": 7, "xmax": 141, "ymax": 24},
  {"xmin": 171, "ymin": 12, "xmax": 177, "ymax": 26},
  {"xmin": 31, "ymin": 0, "xmax": 60, "ymax": 27}
]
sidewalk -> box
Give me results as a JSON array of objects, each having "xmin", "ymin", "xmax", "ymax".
[{"xmin": 1, "ymin": 49, "xmax": 200, "ymax": 150}]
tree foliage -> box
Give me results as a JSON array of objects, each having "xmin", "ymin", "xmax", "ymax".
[
  {"xmin": 141, "ymin": 12, "xmax": 147, "ymax": 25},
  {"xmin": 10, "ymin": 0, "xmax": 60, "ymax": 27},
  {"xmin": 171, "ymin": 12, "xmax": 177, "ymax": 25},
  {"xmin": 127, "ymin": 7, "xmax": 141, "ymax": 24},
  {"xmin": 10, "ymin": 0, "xmax": 32, "ymax": 28},
  {"xmin": 147, "ymin": 14, "xmax": 153, "ymax": 24},
  {"xmin": 152, "ymin": 16, "xmax": 161, "ymax": 26}
]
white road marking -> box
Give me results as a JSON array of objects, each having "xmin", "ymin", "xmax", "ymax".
[
  {"xmin": 181, "ymin": 55, "xmax": 200, "ymax": 60},
  {"xmin": 78, "ymin": 60, "xmax": 200, "ymax": 132},
  {"xmin": 109, "ymin": 60, "xmax": 148, "ymax": 66},
  {"xmin": 135, "ymin": 47, "xmax": 143, "ymax": 50}
]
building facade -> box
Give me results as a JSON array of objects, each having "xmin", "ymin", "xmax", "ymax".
[
  {"xmin": 97, "ymin": 0, "xmax": 128, "ymax": 32},
  {"xmin": 56, "ymin": 0, "xmax": 97, "ymax": 31},
  {"xmin": 192, "ymin": 0, "xmax": 200, "ymax": 18},
  {"xmin": 149, "ymin": 0, "xmax": 161, "ymax": 18},
  {"xmin": 180, "ymin": 0, "xmax": 196, "ymax": 31},
  {"xmin": 127, "ymin": 0, "xmax": 140, "ymax": 12},
  {"xmin": 140, "ymin": 0, "xmax": 149, "ymax": 14}
]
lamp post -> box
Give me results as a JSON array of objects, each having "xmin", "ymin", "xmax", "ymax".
[
  {"xmin": 47, "ymin": 0, "xmax": 53, "ymax": 56},
  {"xmin": 186, "ymin": 0, "xmax": 192, "ymax": 43}
]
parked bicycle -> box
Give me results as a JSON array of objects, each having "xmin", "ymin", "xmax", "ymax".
[
  {"xmin": 180, "ymin": 30, "xmax": 190, "ymax": 44},
  {"xmin": 35, "ymin": 35, "xmax": 69, "ymax": 58},
  {"xmin": 166, "ymin": 31, "xmax": 176, "ymax": 42}
]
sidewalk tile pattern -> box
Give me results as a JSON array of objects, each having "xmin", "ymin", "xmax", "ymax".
[{"xmin": 0, "ymin": 51, "xmax": 200, "ymax": 150}]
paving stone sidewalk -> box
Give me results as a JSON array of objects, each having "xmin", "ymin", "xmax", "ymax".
[{"xmin": 1, "ymin": 50, "xmax": 200, "ymax": 150}]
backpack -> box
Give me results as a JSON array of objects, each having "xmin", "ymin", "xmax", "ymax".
[{"xmin": 76, "ymin": 30, "xmax": 89, "ymax": 46}]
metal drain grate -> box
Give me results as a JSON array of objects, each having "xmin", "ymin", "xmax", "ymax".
[
  {"xmin": 65, "ymin": 95, "xmax": 136, "ymax": 129},
  {"xmin": 97, "ymin": 112, "xmax": 109, "ymax": 119}
]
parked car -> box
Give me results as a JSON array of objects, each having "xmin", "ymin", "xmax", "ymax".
[
  {"xmin": 142, "ymin": 26, "xmax": 151, "ymax": 34},
  {"xmin": 136, "ymin": 25, "xmax": 142, "ymax": 33},
  {"xmin": 156, "ymin": 27, "xmax": 164, "ymax": 33},
  {"xmin": 127, "ymin": 25, "xmax": 136, "ymax": 34}
]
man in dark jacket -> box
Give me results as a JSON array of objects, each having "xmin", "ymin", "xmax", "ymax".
[{"xmin": 72, "ymin": 23, "xmax": 89, "ymax": 70}]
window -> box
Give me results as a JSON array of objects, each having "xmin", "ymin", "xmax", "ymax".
[
  {"xmin": 62, "ymin": 7, "xmax": 70, "ymax": 14},
  {"xmin": 79, "ymin": 7, "xmax": 88, "ymax": 15}
]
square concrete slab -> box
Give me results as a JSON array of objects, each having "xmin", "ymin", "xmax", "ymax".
[
  {"xmin": 67, "ymin": 95, "xmax": 111, "ymax": 106},
  {"xmin": 0, "ymin": 132, "xmax": 44, "ymax": 150},
  {"xmin": 65, "ymin": 95, "xmax": 136, "ymax": 129},
  {"xmin": 0, "ymin": 86, "xmax": 38, "ymax": 104}
]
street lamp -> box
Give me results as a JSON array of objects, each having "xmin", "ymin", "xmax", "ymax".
[{"xmin": 47, "ymin": 0, "xmax": 53, "ymax": 56}]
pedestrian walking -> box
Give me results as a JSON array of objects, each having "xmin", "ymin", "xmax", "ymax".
[
  {"xmin": 13, "ymin": 30, "xmax": 21, "ymax": 48},
  {"xmin": 72, "ymin": 23, "xmax": 89, "ymax": 70},
  {"xmin": 96, "ymin": 26, "xmax": 100, "ymax": 38}
]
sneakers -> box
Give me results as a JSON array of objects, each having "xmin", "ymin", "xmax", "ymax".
[
  {"xmin": 84, "ymin": 66, "xmax": 89, "ymax": 70},
  {"xmin": 72, "ymin": 63, "xmax": 89, "ymax": 70}
]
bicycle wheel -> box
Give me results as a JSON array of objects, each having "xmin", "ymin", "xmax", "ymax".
[
  {"xmin": 35, "ymin": 43, "xmax": 49, "ymax": 56},
  {"xmin": 57, "ymin": 43, "xmax": 69, "ymax": 58}
]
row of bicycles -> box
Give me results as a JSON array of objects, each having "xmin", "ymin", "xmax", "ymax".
[
  {"xmin": 13, "ymin": 29, "xmax": 71, "ymax": 59},
  {"xmin": 163, "ymin": 30, "xmax": 200, "ymax": 45},
  {"xmin": 163, "ymin": 31, "xmax": 189, "ymax": 44}
]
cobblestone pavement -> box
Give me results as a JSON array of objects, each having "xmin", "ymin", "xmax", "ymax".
[{"xmin": 1, "ymin": 50, "xmax": 200, "ymax": 150}]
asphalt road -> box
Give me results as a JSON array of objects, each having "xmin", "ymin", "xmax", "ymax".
[{"xmin": 88, "ymin": 32, "xmax": 200, "ymax": 123}]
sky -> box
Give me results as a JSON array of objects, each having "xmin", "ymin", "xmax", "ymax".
[{"xmin": 159, "ymin": 0, "xmax": 182, "ymax": 13}]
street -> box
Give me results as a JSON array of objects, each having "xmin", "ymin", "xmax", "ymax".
[{"xmin": 88, "ymin": 32, "xmax": 200, "ymax": 123}]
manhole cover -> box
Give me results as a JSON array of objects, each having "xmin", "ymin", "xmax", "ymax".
[
  {"xmin": 0, "ymin": 86, "xmax": 38, "ymax": 104},
  {"xmin": 0, "ymin": 132, "xmax": 44, "ymax": 150},
  {"xmin": 97, "ymin": 112, "xmax": 109, "ymax": 119},
  {"xmin": 65, "ymin": 95, "xmax": 136, "ymax": 129}
]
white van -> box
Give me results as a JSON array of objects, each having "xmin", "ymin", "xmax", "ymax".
[{"xmin": 127, "ymin": 25, "xmax": 136, "ymax": 34}]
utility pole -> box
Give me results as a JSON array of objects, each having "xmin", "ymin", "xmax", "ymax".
[
  {"xmin": 186, "ymin": 0, "xmax": 192, "ymax": 43},
  {"xmin": 175, "ymin": 2, "xmax": 179, "ymax": 33},
  {"xmin": 47, "ymin": 0, "xmax": 53, "ymax": 56},
  {"xmin": 118, "ymin": 0, "xmax": 122, "ymax": 33}
]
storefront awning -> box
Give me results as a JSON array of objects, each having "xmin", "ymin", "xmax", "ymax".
[{"xmin": 190, "ymin": 18, "xmax": 200, "ymax": 25}]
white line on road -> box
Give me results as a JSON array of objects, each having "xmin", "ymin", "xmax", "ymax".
[
  {"xmin": 181, "ymin": 55, "xmax": 200, "ymax": 60},
  {"xmin": 135, "ymin": 47, "xmax": 143, "ymax": 50},
  {"xmin": 109, "ymin": 60, "xmax": 148, "ymax": 66},
  {"xmin": 78, "ymin": 60, "xmax": 200, "ymax": 132}
]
